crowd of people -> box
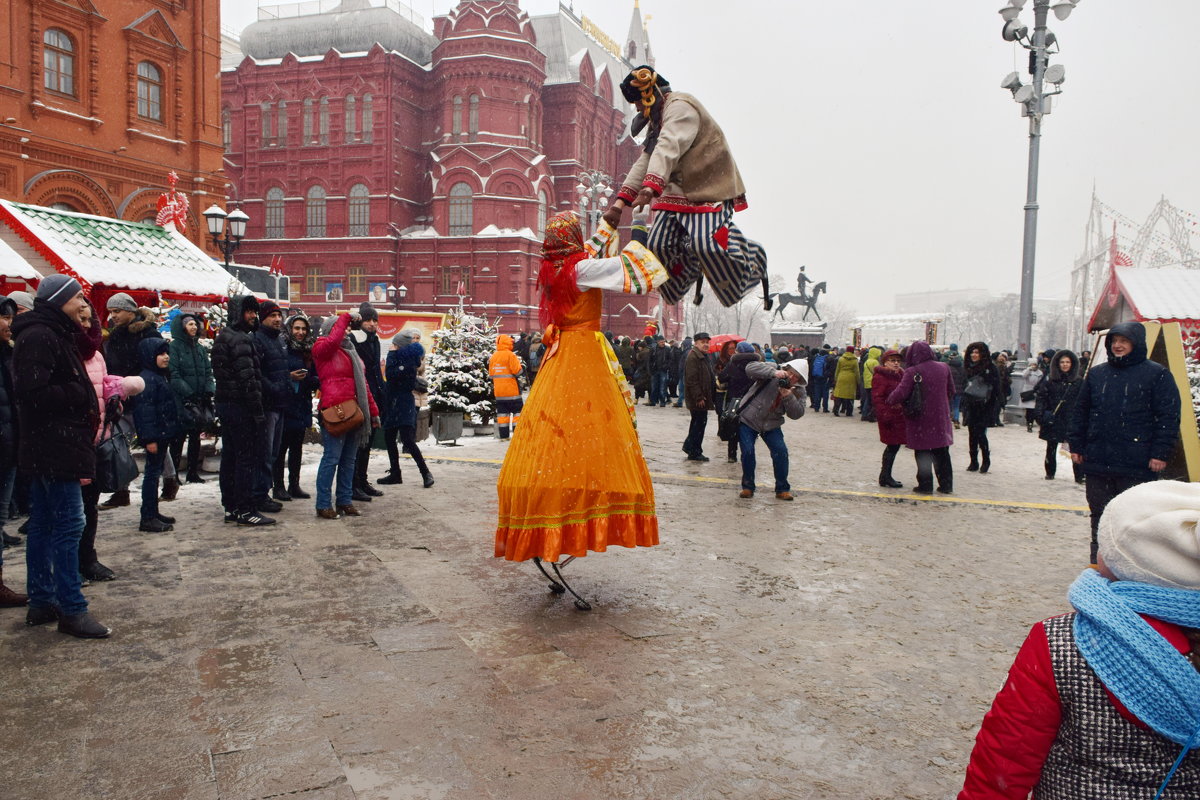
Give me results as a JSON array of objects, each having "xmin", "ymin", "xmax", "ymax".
[{"xmin": 0, "ymin": 285, "xmax": 435, "ymax": 638}]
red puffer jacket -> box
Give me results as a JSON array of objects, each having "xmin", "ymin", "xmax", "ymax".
[
  {"xmin": 312, "ymin": 313, "xmax": 379, "ymax": 417},
  {"xmin": 959, "ymin": 613, "xmax": 1193, "ymax": 799}
]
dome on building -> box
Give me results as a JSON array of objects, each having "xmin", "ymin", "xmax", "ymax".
[{"xmin": 241, "ymin": 0, "xmax": 438, "ymax": 64}]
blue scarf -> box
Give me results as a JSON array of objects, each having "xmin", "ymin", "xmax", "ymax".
[{"xmin": 1070, "ymin": 569, "xmax": 1200, "ymax": 748}]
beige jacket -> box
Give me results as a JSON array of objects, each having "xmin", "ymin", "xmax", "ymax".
[{"xmin": 618, "ymin": 92, "xmax": 747, "ymax": 213}]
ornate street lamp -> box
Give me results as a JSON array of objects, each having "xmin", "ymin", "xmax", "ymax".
[
  {"xmin": 575, "ymin": 170, "xmax": 613, "ymax": 236},
  {"xmin": 203, "ymin": 205, "xmax": 249, "ymax": 266},
  {"xmin": 387, "ymin": 283, "xmax": 408, "ymax": 309}
]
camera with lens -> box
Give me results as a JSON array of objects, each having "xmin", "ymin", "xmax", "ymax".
[{"xmin": 777, "ymin": 377, "xmax": 792, "ymax": 388}]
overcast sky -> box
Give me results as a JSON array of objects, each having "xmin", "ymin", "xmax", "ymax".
[{"xmin": 222, "ymin": 0, "xmax": 1200, "ymax": 316}]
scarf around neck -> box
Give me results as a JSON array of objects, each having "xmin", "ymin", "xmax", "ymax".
[
  {"xmin": 1069, "ymin": 568, "xmax": 1200, "ymax": 749},
  {"xmin": 341, "ymin": 332, "xmax": 372, "ymax": 448}
]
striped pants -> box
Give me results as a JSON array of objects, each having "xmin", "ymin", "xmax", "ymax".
[{"xmin": 648, "ymin": 202, "xmax": 768, "ymax": 307}]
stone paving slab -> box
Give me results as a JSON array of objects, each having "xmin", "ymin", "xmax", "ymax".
[{"xmin": 0, "ymin": 406, "xmax": 1093, "ymax": 799}]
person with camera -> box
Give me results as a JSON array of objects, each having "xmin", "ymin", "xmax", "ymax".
[{"xmin": 735, "ymin": 357, "xmax": 806, "ymax": 501}]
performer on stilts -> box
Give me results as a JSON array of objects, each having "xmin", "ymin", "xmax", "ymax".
[
  {"xmin": 494, "ymin": 210, "xmax": 668, "ymax": 610},
  {"xmin": 608, "ymin": 66, "xmax": 770, "ymax": 309}
]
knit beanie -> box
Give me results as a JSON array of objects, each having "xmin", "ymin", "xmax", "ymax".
[
  {"xmin": 0, "ymin": 295, "xmax": 16, "ymax": 318},
  {"xmin": 8, "ymin": 291, "xmax": 33, "ymax": 311},
  {"xmin": 736, "ymin": 341, "xmax": 755, "ymax": 354},
  {"xmin": 359, "ymin": 302, "xmax": 379, "ymax": 322},
  {"xmin": 392, "ymin": 328, "xmax": 420, "ymax": 349},
  {"xmin": 37, "ymin": 274, "xmax": 82, "ymax": 308},
  {"xmin": 106, "ymin": 292, "xmax": 138, "ymax": 313},
  {"xmin": 1098, "ymin": 481, "xmax": 1200, "ymax": 590},
  {"xmin": 259, "ymin": 300, "xmax": 282, "ymax": 320}
]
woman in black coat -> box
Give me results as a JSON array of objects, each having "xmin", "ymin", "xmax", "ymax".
[
  {"xmin": 274, "ymin": 314, "xmax": 320, "ymax": 499},
  {"xmin": 1034, "ymin": 349, "xmax": 1083, "ymax": 482},
  {"xmin": 962, "ymin": 341, "xmax": 1000, "ymax": 473}
]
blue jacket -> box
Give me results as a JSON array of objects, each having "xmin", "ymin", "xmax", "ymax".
[
  {"xmin": 254, "ymin": 324, "xmax": 290, "ymax": 412},
  {"xmin": 1068, "ymin": 321, "xmax": 1181, "ymax": 479},
  {"xmin": 132, "ymin": 338, "xmax": 180, "ymax": 445},
  {"xmin": 382, "ymin": 342, "xmax": 423, "ymax": 429}
]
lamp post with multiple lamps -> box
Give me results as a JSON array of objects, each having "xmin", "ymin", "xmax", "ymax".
[
  {"xmin": 575, "ymin": 170, "xmax": 613, "ymax": 237},
  {"xmin": 202, "ymin": 205, "xmax": 249, "ymax": 267},
  {"xmin": 387, "ymin": 283, "xmax": 408, "ymax": 310},
  {"xmin": 997, "ymin": 0, "xmax": 1079, "ymax": 360}
]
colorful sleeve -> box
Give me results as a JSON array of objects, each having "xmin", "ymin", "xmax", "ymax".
[
  {"xmin": 583, "ymin": 219, "xmax": 620, "ymax": 258},
  {"xmin": 575, "ymin": 239, "xmax": 669, "ymax": 295},
  {"xmin": 619, "ymin": 151, "xmax": 651, "ymax": 202}
]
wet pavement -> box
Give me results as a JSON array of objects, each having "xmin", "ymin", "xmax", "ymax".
[{"xmin": 0, "ymin": 405, "xmax": 1092, "ymax": 799}]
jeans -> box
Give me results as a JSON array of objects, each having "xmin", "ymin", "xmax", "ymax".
[
  {"xmin": 651, "ymin": 371, "xmax": 670, "ymax": 406},
  {"xmin": 25, "ymin": 477, "xmax": 86, "ymax": 615},
  {"xmin": 914, "ymin": 447, "xmax": 953, "ymax": 492},
  {"xmin": 141, "ymin": 446, "xmax": 165, "ymax": 522},
  {"xmin": 317, "ymin": 427, "xmax": 358, "ymax": 510},
  {"xmin": 1085, "ymin": 473, "xmax": 1151, "ymax": 562},
  {"xmin": 950, "ymin": 394, "xmax": 962, "ymax": 423},
  {"xmin": 79, "ymin": 481, "xmax": 100, "ymax": 566},
  {"xmin": 256, "ymin": 410, "xmax": 284, "ymax": 500},
  {"xmin": 809, "ymin": 377, "xmax": 829, "ymax": 411},
  {"xmin": 860, "ymin": 389, "xmax": 874, "ymax": 420},
  {"xmin": 0, "ymin": 462, "xmax": 13, "ymax": 568},
  {"xmin": 217, "ymin": 403, "xmax": 260, "ymax": 514},
  {"xmin": 675, "ymin": 372, "xmax": 685, "ymax": 405},
  {"xmin": 738, "ymin": 423, "xmax": 790, "ymax": 493},
  {"xmin": 683, "ymin": 407, "xmax": 708, "ymax": 456}
]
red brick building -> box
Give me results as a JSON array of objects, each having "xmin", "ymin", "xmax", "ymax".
[
  {"xmin": 222, "ymin": 0, "xmax": 681, "ymax": 338},
  {"xmin": 0, "ymin": 0, "xmax": 225, "ymax": 256}
]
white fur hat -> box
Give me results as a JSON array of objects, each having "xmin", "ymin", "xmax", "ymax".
[{"xmin": 1098, "ymin": 480, "xmax": 1200, "ymax": 590}]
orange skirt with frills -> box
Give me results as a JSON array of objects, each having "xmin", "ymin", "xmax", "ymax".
[{"xmin": 494, "ymin": 329, "xmax": 658, "ymax": 562}]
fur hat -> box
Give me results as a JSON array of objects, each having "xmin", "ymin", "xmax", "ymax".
[
  {"xmin": 106, "ymin": 292, "xmax": 138, "ymax": 313},
  {"xmin": 37, "ymin": 274, "xmax": 83, "ymax": 308},
  {"xmin": 358, "ymin": 302, "xmax": 379, "ymax": 322},
  {"xmin": 1098, "ymin": 481, "xmax": 1200, "ymax": 590}
]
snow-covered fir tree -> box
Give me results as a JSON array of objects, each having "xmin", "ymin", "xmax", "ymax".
[{"xmin": 428, "ymin": 308, "xmax": 499, "ymax": 422}]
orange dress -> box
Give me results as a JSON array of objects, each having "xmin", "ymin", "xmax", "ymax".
[{"xmin": 495, "ymin": 221, "xmax": 667, "ymax": 562}]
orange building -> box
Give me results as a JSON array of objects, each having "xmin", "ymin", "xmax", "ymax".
[{"xmin": 0, "ymin": 0, "xmax": 225, "ymax": 254}]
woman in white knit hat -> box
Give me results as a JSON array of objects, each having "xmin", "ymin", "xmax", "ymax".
[{"xmin": 959, "ymin": 480, "xmax": 1200, "ymax": 798}]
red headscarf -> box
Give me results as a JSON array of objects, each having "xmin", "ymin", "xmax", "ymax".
[{"xmin": 538, "ymin": 211, "xmax": 586, "ymax": 328}]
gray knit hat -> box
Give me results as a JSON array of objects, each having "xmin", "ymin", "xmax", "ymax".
[
  {"xmin": 36, "ymin": 274, "xmax": 83, "ymax": 308},
  {"xmin": 106, "ymin": 292, "xmax": 138, "ymax": 313},
  {"xmin": 392, "ymin": 327, "xmax": 421, "ymax": 349},
  {"xmin": 8, "ymin": 291, "xmax": 33, "ymax": 311},
  {"xmin": 358, "ymin": 302, "xmax": 379, "ymax": 322}
]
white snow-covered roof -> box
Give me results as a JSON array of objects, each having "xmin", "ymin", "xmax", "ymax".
[
  {"xmin": 1116, "ymin": 266, "xmax": 1200, "ymax": 320},
  {"xmin": 0, "ymin": 229, "xmax": 44, "ymax": 281},
  {"xmin": 0, "ymin": 200, "xmax": 248, "ymax": 298}
]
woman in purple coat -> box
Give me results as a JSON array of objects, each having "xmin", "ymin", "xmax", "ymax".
[
  {"xmin": 871, "ymin": 350, "xmax": 907, "ymax": 488},
  {"xmin": 886, "ymin": 340, "xmax": 955, "ymax": 494}
]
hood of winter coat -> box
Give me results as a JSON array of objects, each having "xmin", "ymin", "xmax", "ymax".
[
  {"xmin": 227, "ymin": 295, "xmax": 259, "ymax": 333},
  {"xmin": 283, "ymin": 314, "xmax": 314, "ymax": 355},
  {"xmin": 125, "ymin": 307, "xmax": 159, "ymax": 336},
  {"xmin": 497, "ymin": 334, "xmax": 514, "ymax": 351},
  {"xmin": 1105, "ymin": 320, "xmax": 1148, "ymax": 368},
  {"xmin": 397, "ymin": 341, "xmax": 425, "ymax": 368},
  {"xmin": 76, "ymin": 305, "xmax": 103, "ymax": 360},
  {"xmin": 964, "ymin": 341, "xmax": 992, "ymax": 373},
  {"xmin": 731, "ymin": 351, "xmax": 761, "ymax": 366},
  {"xmin": 169, "ymin": 312, "xmax": 201, "ymax": 344},
  {"xmin": 139, "ymin": 336, "xmax": 170, "ymax": 372},
  {"xmin": 905, "ymin": 340, "xmax": 936, "ymax": 367},
  {"xmin": 839, "ymin": 351, "xmax": 858, "ymax": 365},
  {"xmin": 866, "ymin": 346, "xmax": 882, "ymax": 363},
  {"xmin": 1048, "ymin": 349, "xmax": 1079, "ymax": 382}
]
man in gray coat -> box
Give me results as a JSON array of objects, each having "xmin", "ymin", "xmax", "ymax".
[{"xmin": 738, "ymin": 359, "xmax": 806, "ymax": 501}]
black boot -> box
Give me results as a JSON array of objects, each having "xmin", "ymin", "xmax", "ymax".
[
  {"xmin": 967, "ymin": 444, "xmax": 979, "ymax": 472},
  {"xmin": 878, "ymin": 449, "xmax": 902, "ymax": 488},
  {"xmin": 421, "ymin": 469, "xmax": 435, "ymax": 489},
  {"xmin": 377, "ymin": 467, "xmax": 403, "ymax": 485},
  {"xmin": 288, "ymin": 483, "xmax": 311, "ymax": 500},
  {"xmin": 185, "ymin": 471, "xmax": 206, "ymax": 484},
  {"xmin": 980, "ymin": 446, "xmax": 991, "ymax": 474},
  {"xmin": 272, "ymin": 483, "xmax": 292, "ymax": 501},
  {"xmin": 1045, "ymin": 454, "xmax": 1056, "ymax": 480}
]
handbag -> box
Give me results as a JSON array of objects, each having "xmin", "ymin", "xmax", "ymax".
[
  {"xmin": 718, "ymin": 378, "xmax": 771, "ymax": 441},
  {"xmin": 414, "ymin": 376, "xmax": 429, "ymax": 394},
  {"xmin": 184, "ymin": 397, "xmax": 216, "ymax": 430},
  {"xmin": 963, "ymin": 375, "xmax": 992, "ymax": 403},
  {"xmin": 95, "ymin": 421, "xmax": 139, "ymax": 494},
  {"xmin": 902, "ymin": 373, "xmax": 924, "ymax": 420},
  {"xmin": 320, "ymin": 398, "xmax": 363, "ymax": 437},
  {"xmin": 1019, "ymin": 389, "xmax": 1036, "ymax": 403}
]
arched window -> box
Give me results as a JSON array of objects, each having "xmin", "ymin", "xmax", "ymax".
[
  {"xmin": 136, "ymin": 61, "xmax": 163, "ymax": 121},
  {"xmin": 43, "ymin": 29, "xmax": 75, "ymax": 96},
  {"xmin": 448, "ymin": 182, "xmax": 473, "ymax": 236},
  {"xmin": 537, "ymin": 190, "xmax": 548, "ymax": 236},
  {"xmin": 276, "ymin": 100, "xmax": 287, "ymax": 144},
  {"xmin": 261, "ymin": 101, "xmax": 273, "ymax": 144},
  {"xmin": 344, "ymin": 94, "xmax": 356, "ymax": 143},
  {"xmin": 451, "ymin": 96, "xmax": 462, "ymax": 139},
  {"xmin": 347, "ymin": 183, "xmax": 370, "ymax": 237},
  {"xmin": 361, "ymin": 94, "xmax": 373, "ymax": 143},
  {"xmin": 302, "ymin": 98, "xmax": 313, "ymax": 143},
  {"xmin": 221, "ymin": 108, "xmax": 232, "ymax": 151},
  {"xmin": 265, "ymin": 187, "xmax": 285, "ymax": 238},
  {"xmin": 306, "ymin": 185, "xmax": 326, "ymax": 237},
  {"xmin": 318, "ymin": 96, "xmax": 329, "ymax": 144},
  {"xmin": 50, "ymin": 201, "xmax": 78, "ymax": 212},
  {"xmin": 468, "ymin": 94, "xmax": 479, "ymax": 139}
]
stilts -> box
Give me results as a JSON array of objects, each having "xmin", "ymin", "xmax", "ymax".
[{"xmin": 531, "ymin": 556, "xmax": 591, "ymax": 611}]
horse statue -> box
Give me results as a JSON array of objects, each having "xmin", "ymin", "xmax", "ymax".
[{"xmin": 769, "ymin": 281, "xmax": 826, "ymax": 322}]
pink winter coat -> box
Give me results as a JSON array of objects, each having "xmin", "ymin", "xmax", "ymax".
[
  {"xmin": 312, "ymin": 313, "xmax": 379, "ymax": 417},
  {"xmin": 83, "ymin": 351, "xmax": 144, "ymax": 445}
]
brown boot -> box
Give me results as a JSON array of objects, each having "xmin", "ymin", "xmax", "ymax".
[
  {"xmin": 160, "ymin": 478, "xmax": 180, "ymax": 502},
  {"xmin": 0, "ymin": 567, "xmax": 28, "ymax": 607},
  {"xmin": 336, "ymin": 504, "xmax": 361, "ymax": 517},
  {"xmin": 316, "ymin": 508, "xmax": 340, "ymax": 520}
]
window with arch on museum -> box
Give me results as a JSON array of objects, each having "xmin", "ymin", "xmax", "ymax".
[
  {"xmin": 136, "ymin": 61, "xmax": 163, "ymax": 121},
  {"xmin": 302, "ymin": 98, "xmax": 313, "ymax": 143},
  {"xmin": 319, "ymin": 97, "xmax": 329, "ymax": 144},
  {"xmin": 261, "ymin": 101, "xmax": 273, "ymax": 146},
  {"xmin": 50, "ymin": 201, "xmax": 79, "ymax": 213},
  {"xmin": 344, "ymin": 95, "xmax": 356, "ymax": 143},
  {"xmin": 537, "ymin": 190, "xmax": 548, "ymax": 236},
  {"xmin": 305, "ymin": 267, "xmax": 321, "ymax": 295},
  {"xmin": 306, "ymin": 185, "xmax": 326, "ymax": 237},
  {"xmin": 468, "ymin": 94, "xmax": 479, "ymax": 140},
  {"xmin": 348, "ymin": 184, "xmax": 370, "ymax": 236},
  {"xmin": 265, "ymin": 187, "xmax": 285, "ymax": 238},
  {"xmin": 452, "ymin": 96, "xmax": 462, "ymax": 140},
  {"xmin": 276, "ymin": 100, "xmax": 288, "ymax": 145},
  {"xmin": 43, "ymin": 29, "xmax": 75, "ymax": 97},
  {"xmin": 347, "ymin": 265, "xmax": 365, "ymax": 294},
  {"xmin": 361, "ymin": 94, "xmax": 373, "ymax": 143},
  {"xmin": 448, "ymin": 182, "xmax": 473, "ymax": 236},
  {"xmin": 222, "ymin": 108, "xmax": 232, "ymax": 151}
]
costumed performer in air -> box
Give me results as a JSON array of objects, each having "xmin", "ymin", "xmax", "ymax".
[
  {"xmin": 607, "ymin": 66, "xmax": 769, "ymax": 309},
  {"xmin": 494, "ymin": 209, "xmax": 668, "ymax": 610}
]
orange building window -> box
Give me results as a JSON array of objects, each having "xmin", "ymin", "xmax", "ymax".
[
  {"xmin": 137, "ymin": 61, "xmax": 163, "ymax": 121},
  {"xmin": 43, "ymin": 29, "xmax": 75, "ymax": 97}
]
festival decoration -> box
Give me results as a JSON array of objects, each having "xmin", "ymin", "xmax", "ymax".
[{"xmin": 156, "ymin": 171, "xmax": 190, "ymax": 233}]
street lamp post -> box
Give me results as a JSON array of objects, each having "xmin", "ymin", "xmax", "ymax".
[
  {"xmin": 387, "ymin": 283, "xmax": 408, "ymax": 310},
  {"xmin": 997, "ymin": 0, "xmax": 1078, "ymax": 360},
  {"xmin": 575, "ymin": 170, "xmax": 613, "ymax": 237},
  {"xmin": 202, "ymin": 205, "xmax": 249, "ymax": 267}
]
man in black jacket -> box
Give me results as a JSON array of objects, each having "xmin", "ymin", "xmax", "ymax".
[
  {"xmin": 211, "ymin": 295, "xmax": 274, "ymax": 526},
  {"xmin": 12, "ymin": 275, "xmax": 109, "ymax": 637},
  {"xmin": 253, "ymin": 301, "xmax": 289, "ymax": 510},
  {"xmin": 352, "ymin": 302, "xmax": 385, "ymax": 501},
  {"xmin": 98, "ymin": 292, "xmax": 162, "ymax": 510},
  {"xmin": 1068, "ymin": 321, "xmax": 1181, "ymax": 562}
]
